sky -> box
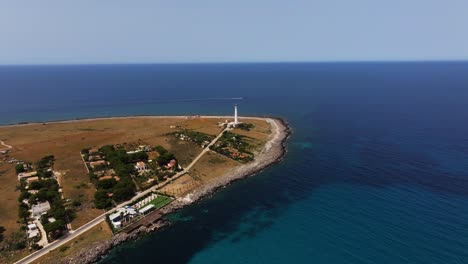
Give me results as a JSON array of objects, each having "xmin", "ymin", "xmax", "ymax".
[{"xmin": 0, "ymin": 0, "xmax": 467, "ymax": 64}]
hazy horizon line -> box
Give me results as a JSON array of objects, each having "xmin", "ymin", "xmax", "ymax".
[{"xmin": 1, "ymin": 59, "xmax": 468, "ymax": 67}]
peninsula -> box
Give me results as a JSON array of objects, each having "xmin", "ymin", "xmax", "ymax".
[{"xmin": 0, "ymin": 113, "xmax": 289, "ymax": 264}]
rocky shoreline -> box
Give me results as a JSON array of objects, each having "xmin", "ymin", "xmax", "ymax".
[{"xmin": 61, "ymin": 117, "xmax": 291, "ymax": 264}]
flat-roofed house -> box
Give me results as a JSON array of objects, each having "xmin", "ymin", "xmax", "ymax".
[
  {"xmin": 31, "ymin": 201, "xmax": 51, "ymax": 218},
  {"xmin": 90, "ymin": 160, "xmax": 107, "ymax": 169},
  {"xmin": 88, "ymin": 155, "xmax": 102, "ymax": 161},
  {"xmin": 98, "ymin": 175, "xmax": 120, "ymax": 182},
  {"xmin": 18, "ymin": 171, "xmax": 38, "ymax": 181},
  {"xmin": 27, "ymin": 223, "xmax": 39, "ymax": 238},
  {"xmin": 26, "ymin": 176, "xmax": 39, "ymax": 184}
]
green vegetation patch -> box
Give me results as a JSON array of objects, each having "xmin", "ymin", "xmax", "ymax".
[
  {"xmin": 149, "ymin": 195, "xmax": 172, "ymax": 209},
  {"xmin": 16, "ymin": 156, "xmax": 73, "ymax": 242},
  {"xmin": 36, "ymin": 155, "xmax": 55, "ymax": 178},
  {"xmin": 90, "ymin": 145, "xmax": 141, "ymax": 208},
  {"xmin": 168, "ymin": 130, "xmax": 215, "ymax": 146},
  {"xmin": 210, "ymin": 131, "xmax": 254, "ymax": 163},
  {"xmin": 236, "ymin": 123, "xmax": 255, "ymax": 131}
]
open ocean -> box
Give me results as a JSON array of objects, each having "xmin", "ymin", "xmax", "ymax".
[{"xmin": 2, "ymin": 62, "xmax": 468, "ymax": 263}]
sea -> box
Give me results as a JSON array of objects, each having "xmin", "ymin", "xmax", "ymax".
[{"xmin": 2, "ymin": 62, "xmax": 468, "ymax": 264}]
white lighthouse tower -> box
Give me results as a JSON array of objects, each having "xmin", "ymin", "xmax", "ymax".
[{"xmin": 234, "ymin": 104, "xmax": 239, "ymax": 125}]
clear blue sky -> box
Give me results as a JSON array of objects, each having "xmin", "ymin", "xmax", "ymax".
[{"xmin": 1, "ymin": 0, "xmax": 467, "ymax": 64}]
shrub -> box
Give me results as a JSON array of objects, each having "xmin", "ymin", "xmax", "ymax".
[
  {"xmin": 0, "ymin": 226, "xmax": 5, "ymax": 242},
  {"xmin": 97, "ymin": 178, "xmax": 117, "ymax": 189},
  {"xmin": 31, "ymin": 243, "xmax": 42, "ymax": 250},
  {"xmin": 94, "ymin": 190, "xmax": 112, "ymax": 209},
  {"xmin": 15, "ymin": 164, "xmax": 25, "ymax": 174},
  {"xmin": 12, "ymin": 241, "xmax": 26, "ymax": 250},
  {"xmin": 59, "ymin": 245, "xmax": 69, "ymax": 252},
  {"xmin": 155, "ymin": 145, "xmax": 168, "ymax": 155},
  {"xmin": 81, "ymin": 148, "xmax": 90, "ymax": 155}
]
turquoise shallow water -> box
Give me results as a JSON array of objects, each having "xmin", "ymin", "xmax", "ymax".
[
  {"xmin": 189, "ymin": 184, "xmax": 468, "ymax": 264},
  {"xmin": 2, "ymin": 62, "xmax": 468, "ymax": 263}
]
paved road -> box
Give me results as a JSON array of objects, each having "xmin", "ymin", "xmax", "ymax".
[
  {"xmin": 14, "ymin": 126, "xmax": 228, "ymax": 264},
  {"xmin": 14, "ymin": 214, "xmax": 106, "ymax": 264}
]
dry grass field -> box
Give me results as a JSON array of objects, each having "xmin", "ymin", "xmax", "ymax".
[
  {"xmin": 0, "ymin": 116, "xmax": 273, "ymax": 263},
  {"xmin": 0, "ymin": 163, "xmax": 23, "ymax": 254},
  {"xmin": 0, "ymin": 164, "xmax": 19, "ymax": 238},
  {"xmin": 168, "ymin": 139, "xmax": 203, "ymax": 167},
  {"xmin": 190, "ymin": 151, "xmax": 241, "ymax": 182},
  {"xmin": 177, "ymin": 117, "xmax": 225, "ymax": 135},
  {"xmin": 159, "ymin": 174, "xmax": 202, "ymax": 197},
  {"xmin": 32, "ymin": 221, "xmax": 112, "ymax": 264},
  {"xmin": 0, "ymin": 117, "xmax": 233, "ymax": 230},
  {"xmin": 232, "ymin": 118, "xmax": 271, "ymax": 144}
]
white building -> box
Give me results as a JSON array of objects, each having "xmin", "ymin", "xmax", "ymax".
[
  {"xmin": 27, "ymin": 223, "xmax": 39, "ymax": 238},
  {"xmin": 17, "ymin": 171, "xmax": 38, "ymax": 181},
  {"xmin": 135, "ymin": 161, "xmax": 149, "ymax": 172},
  {"xmin": 108, "ymin": 207, "xmax": 137, "ymax": 229},
  {"xmin": 139, "ymin": 204, "xmax": 155, "ymax": 215},
  {"xmin": 31, "ymin": 201, "xmax": 51, "ymax": 218}
]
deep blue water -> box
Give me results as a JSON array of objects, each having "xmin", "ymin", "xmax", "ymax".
[{"xmin": 2, "ymin": 62, "xmax": 468, "ymax": 263}]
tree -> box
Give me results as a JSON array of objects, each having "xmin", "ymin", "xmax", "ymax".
[
  {"xmin": 18, "ymin": 203, "xmax": 30, "ymax": 220},
  {"xmin": 31, "ymin": 243, "xmax": 42, "ymax": 250},
  {"xmin": 18, "ymin": 190, "xmax": 31, "ymax": 202},
  {"xmin": 97, "ymin": 178, "xmax": 117, "ymax": 189},
  {"xmin": 94, "ymin": 190, "xmax": 112, "ymax": 209},
  {"xmin": 156, "ymin": 152, "xmax": 175, "ymax": 166},
  {"xmin": 81, "ymin": 148, "xmax": 90, "ymax": 155},
  {"xmin": 44, "ymin": 220, "xmax": 66, "ymax": 239},
  {"xmin": 50, "ymin": 205, "xmax": 67, "ymax": 221},
  {"xmin": 128, "ymin": 151, "xmax": 148, "ymax": 162},
  {"xmin": 12, "ymin": 241, "xmax": 26, "ymax": 250},
  {"xmin": 0, "ymin": 226, "xmax": 5, "ymax": 242},
  {"xmin": 15, "ymin": 164, "xmax": 25, "ymax": 174},
  {"xmin": 112, "ymin": 179, "xmax": 135, "ymax": 202},
  {"xmin": 89, "ymin": 171, "xmax": 97, "ymax": 181},
  {"xmin": 155, "ymin": 145, "xmax": 168, "ymax": 155}
]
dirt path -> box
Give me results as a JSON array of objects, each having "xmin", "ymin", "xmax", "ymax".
[{"xmin": 0, "ymin": 140, "xmax": 12, "ymax": 150}]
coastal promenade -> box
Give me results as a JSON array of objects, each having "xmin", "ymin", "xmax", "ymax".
[{"xmin": 14, "ymin": 124, "xmax": 230, "ymax": 264}]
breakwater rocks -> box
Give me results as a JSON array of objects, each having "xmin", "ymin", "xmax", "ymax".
[{"xmin": 61, "ymin": 221, "xmax": 170, "ymax": 264}]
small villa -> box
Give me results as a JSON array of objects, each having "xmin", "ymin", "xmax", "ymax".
[
  {"xmin": 165, "ymin": 159, "xmax": 177, "ymax": 169},
  {"xmin": 17, "ymin": 171, "xmax": 38, "ymax": 181},
  {"xmin": 31, "ymin": 201, "xmax": 51, "ymax": 218},
  {"xmin": 98, "ymin": 175, "xmax": 121, "ymax": 181},
  {"xmin": 135, "ymin": 161, "xmax": 148, "ymax": 172},
  {"xmin": 90, "ymin": 160, "xmax": 107, "ymax": 169},
  {"xmin": 26, "ymin": 176, "xmax": 39, "ymax": 185},
  {"xmin": 27, "ymin": 223, "xmax": 39, "ymax": 238},
  {"xmin": 89, "ymin": 148, "xmax": 99, "ymax": 154},
  {"xmin": 108, "ymin": 207, "xmax": 138, "ymax": 229},
  {"xmin": 88, "ymin": 155, "xmax": 102, "ymax": 161}
]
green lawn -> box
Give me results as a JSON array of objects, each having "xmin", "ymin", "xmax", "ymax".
[{"xmin": 149, "ymin": 195, "xmax": 172, "ymax": 209}]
